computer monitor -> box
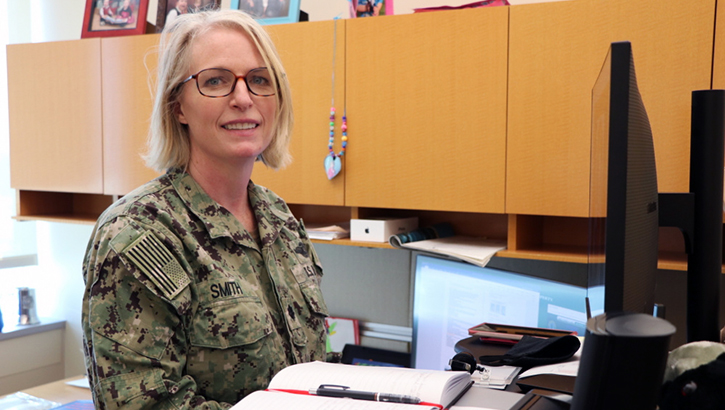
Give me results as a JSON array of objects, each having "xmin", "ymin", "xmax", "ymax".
[
  {"xmin": 588, "ymin": 41, "xmax": 659, "ymax": 315},
  {"xmin": 572, "ymin": 41, "xmax": 669, "ymax": 410},
  {"xmin": 411, "ymin": 254, "xmax": 588, "ymax": 370}
]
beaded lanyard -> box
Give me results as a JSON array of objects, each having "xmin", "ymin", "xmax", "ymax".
[{"xmin": 324, "ymin": 19, "xmax": 347, "ymax": 180}]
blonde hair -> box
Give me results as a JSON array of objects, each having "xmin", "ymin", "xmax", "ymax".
[{"xmin": 145, "ymin": 9, "xmax": 293, "ymax": 172}]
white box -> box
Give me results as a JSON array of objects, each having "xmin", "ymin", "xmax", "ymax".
[{"xmin": 350, "ymin": 217, "xmax": 419, "ymax": 243}]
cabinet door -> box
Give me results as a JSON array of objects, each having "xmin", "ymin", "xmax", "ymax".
[
  {"xmin": 8, "ymin": 39, "xmax": 103, "ymax": 193},
  {"xmin": 344, "ymin": 8, "xmax": 508, "ymax": 213},
  {"xmin": 102, "ymin": 34, "xmax": 162, "ymax": 196},
  {"xmin": 251, "ymin": 20, "xmax": 346, "ymax": 206},
  {"xmin": 507, "ymin": 0, "xmax": 715, "ymax": 218},
  {"xmin": 714, "ymin": 0, "xmax": 725, "ymax": 90}
]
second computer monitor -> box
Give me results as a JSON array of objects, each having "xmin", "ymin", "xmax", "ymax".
[{"xmin": 411, "ymin": 254, "xmax": 590, "ymax": 370}]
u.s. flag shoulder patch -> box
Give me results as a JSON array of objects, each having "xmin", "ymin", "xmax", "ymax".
[{"xmin": 123, "ymin": 232, "xmax": 190, "ymax": 300}]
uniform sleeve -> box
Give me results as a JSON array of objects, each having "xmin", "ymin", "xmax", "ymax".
[{"xmin": 82, "ymin": 219, "xmax": 232, "ymax": 410}]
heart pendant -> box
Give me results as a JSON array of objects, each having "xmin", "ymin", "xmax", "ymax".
[{"xmin": 324, "ymin": 154, "xmax": 342, "ymax": 180}]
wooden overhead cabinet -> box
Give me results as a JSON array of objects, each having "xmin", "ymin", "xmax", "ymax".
[
  {"xmin": 7, "ymin": 38, "xmax": 112, "ymax": 223},
  {"xmin": 8, "ymin": 39, "xmax": 104, "ymax": 194},
  {"xmin": 506, "ymin": 0, "xmax": 715, "ymax": 218},
  {"xmin": 101, "ymin": 34, "xmax": 161, "ymax": 196},
  {"xmin": 503, "ymin": 0, "xmax": 717, "ymax": 265},
  {"xmin": 344, "ymin": 7, "xmax": 509, "ymax": 214},
  {"xmin": 251, "ymin": 20, "xmax": 347, "ymax": 207},
  {"xmin": 5, "ymin": 0, "xmax": 722, "ymax": 267}
]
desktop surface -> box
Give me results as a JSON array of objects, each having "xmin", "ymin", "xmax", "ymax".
[
  {"xmin": 0, "ymin": 376, "xmax": 91, "ymax": 405},
  {"xmin": 451, "ymin": 383, "xmax": 524, "ymax": 409}
]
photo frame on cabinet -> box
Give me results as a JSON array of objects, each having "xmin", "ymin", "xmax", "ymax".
[
  {"xmin": 230, "ymin": 0, "xmax": 301, "ymax": 25},
  {"xmin": 350, "ymin": 0, "xmax": 391, "ymax": 18},
  {"xmin": 156, "ymin": 0, "xmax": 221, "ymax": 32},
  {"xmin": 81, "ymin": 0, "xmax": 150, "ymax": 38}
]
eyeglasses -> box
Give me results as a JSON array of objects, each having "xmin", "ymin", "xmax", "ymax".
[{"xmin": 180, "ymin": 67, "xmax": 275, "ymax": 98}]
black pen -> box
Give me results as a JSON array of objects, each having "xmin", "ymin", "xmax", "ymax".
[{"xmin": 309, "ymin": 384, "xmax": 421, "ymax": 404}]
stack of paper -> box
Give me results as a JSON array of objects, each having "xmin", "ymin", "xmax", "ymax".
[
  {"xmin": 0, "ymin": 392, "xmax": 60, "ymax": 410},
  {"xmin": 305, "ymin": 222, "xmax": 350, "ymax": 241},
  {"xmin": 390, "ymin": 236, "xmax": 506, "ymax": 267}
]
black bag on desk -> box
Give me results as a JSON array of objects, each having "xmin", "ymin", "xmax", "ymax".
[{"xmin": 478, "ymin": 335, "xmax": 581, "ymax": 369}]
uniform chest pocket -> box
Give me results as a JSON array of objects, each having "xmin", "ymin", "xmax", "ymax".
[{"xmin": 190, "ymin": 295, "xmax": 274, "ymax": 349}]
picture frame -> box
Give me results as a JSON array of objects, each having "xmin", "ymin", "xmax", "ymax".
[
  {"xmin": 324, "ymin": 317, "xmax": 360, "ymax": 354},
  {"xmin": 156, "ymin": 0, "xmax": 222, "ymax": 33},
  {"xmin": 350, "ymin": 0, "xmax": 392, "ymax": 18},
  {"xmin": 230, "ymin": 0, "xmax": 302, "ymax": 26},
  {"xmin": 81, "ymin": 0, "xmax": 150, "ymax": 38}
]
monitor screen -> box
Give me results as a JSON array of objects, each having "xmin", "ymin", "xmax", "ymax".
[{"xmin": 411, "ymin": 254, "xmax": 589, "ymax": 370}]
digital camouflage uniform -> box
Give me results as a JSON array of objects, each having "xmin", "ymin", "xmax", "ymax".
[{"xmin": 81, "ymin": 168, "xmax": 329, "ymax": 409}]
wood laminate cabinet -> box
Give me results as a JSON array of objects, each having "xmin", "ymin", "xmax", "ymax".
[
  {"xmin": 6, "ymin": 2, "xmax": 723, "ymax": 268},
  {"xmin": 506, "ymin": 0, "xmax": 715, "ymax": 218},
  {"xmin": 255, "ymin": 11, "xmax": 509, "ymax": 244},
  {"xmin": 8, "ymin": 39, "xmax": 103, "ymax": 194},
  {"xmin": 8, "ymin": 39, "xmax": 112, "ymax": 224},
  {"xmin": 344, "ymin": 7, "xmax": 508, "ymax": 214},
  {"xmin": 251, "ymin": 20, "xmax": 346, "ymax": 206},
  {"xmin": 713, "ymin": 0, "xmax": 725, "ymax": 90},
  {"xmin": 102, "ymin": 34, "xmax": 162, "ymax": 196},
  {"xmin": 501, "ymin": 0, "xmax": 717, "ymax": 266}
]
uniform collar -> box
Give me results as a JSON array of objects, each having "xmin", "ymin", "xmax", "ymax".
[
  {"xmin": 168, "ymin": 168, "xmax": 297, "ymax": 247},
  {"xmin": 248, "ymin": 180, "xmax": 300, "ymax": 247}
]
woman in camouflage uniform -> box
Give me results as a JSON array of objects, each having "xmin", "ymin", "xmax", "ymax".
[{"xmin": 82, "ymin": 9, "xmax": 328, "ymax": 409}]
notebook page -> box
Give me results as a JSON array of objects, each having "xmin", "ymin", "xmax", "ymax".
[
  {"xmin": 266, "ymin": 361, "xmax": 470, "ymax": 405},
  {"xmin": 231, "ymin": 390, "xmax": 439, "ymax": 410}
]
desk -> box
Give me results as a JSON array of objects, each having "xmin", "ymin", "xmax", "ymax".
[
  {"xmin": 452, "ymin": 383, "xmax": 524, "ymax": 409},
  {"xmin": 3, "ymin": 374, "xmax": 548, "ymax": 410},
  {"xmin": 8, "ymin": 376, "xmax": 92, "ymax": 404},
  {"xmin": 0, "ymin": 319, "xmax": 65, "ymax": 342},
  {"xmin": 0, "ymin": 319, "xmax": 67, "ymax": 396},
  {"xmin": 9, "ymin": 374, "xmax": 525, "ymax": 410}
]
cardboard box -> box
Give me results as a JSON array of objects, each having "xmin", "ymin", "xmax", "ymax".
[{"xmin": 350, "ymin": 217, "xmax": 419, "ymax": 243}]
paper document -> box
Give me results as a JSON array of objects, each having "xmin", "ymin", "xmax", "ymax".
[
  {"xmin": 230, "ymin": 361, "xmax": 472, "ymax": 410},
  {"xmin": 305, "ymin": 222, "xmax": 350, "ymax": 240},
  {"xmin": 0, "ymin": 392, "xmax": 60, "ymax": 410},
  {"xmin": 65, "ymin": 378, "xmax": 90, "ymax": 389},
  {"xmin": 517, "ymin": 361, "xmax": 580, "ymax": 379},
  {"xmin": 518, "ymin": 339, "xmax": 583, "ymax": 379},
  {"xmin": 390, "ymin": 236, "xmax": 506, "ymax": 267},
  {"xmin": 414, "ymin": 1, "xmax": 510, "ymax": 13}
]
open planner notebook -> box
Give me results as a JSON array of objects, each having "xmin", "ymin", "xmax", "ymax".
[{"xmin": 230, "ymin": 361, "xmax": 473, "ymax": 410}]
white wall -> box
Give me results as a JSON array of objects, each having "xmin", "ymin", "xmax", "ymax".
[
  {"xmin": 0, "ymin": 0, "xmax": 93, "ymax": 379},
  {"xmin": 36, "ymin": 223, "xmax": 94, "ymax": 376},
  {"xmin": 0, "ymin": 4, "xmax": 91, "ymax": 377},
  {"xmin": 0, "ymin": 0, "xmax": 36, "ymax": 268},
  {"xmin": 0, "ymin": 224, "xmax": 92, "ymax": 378}
]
